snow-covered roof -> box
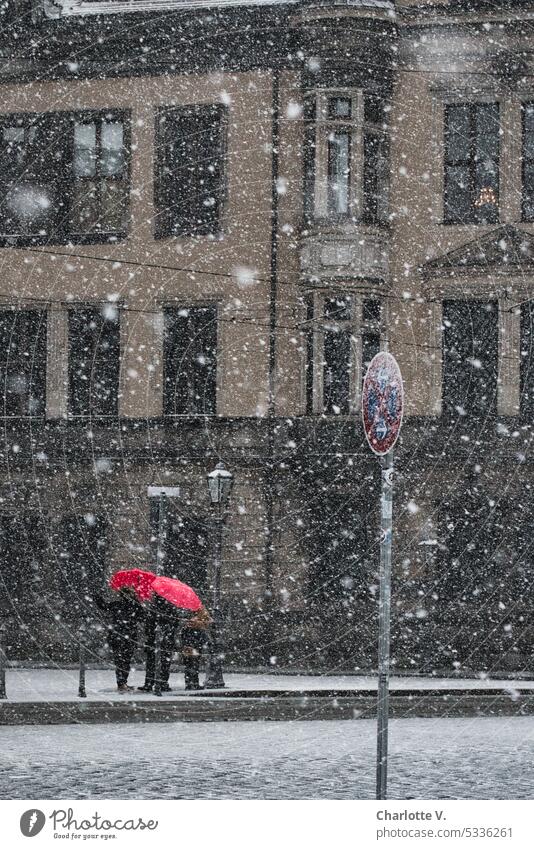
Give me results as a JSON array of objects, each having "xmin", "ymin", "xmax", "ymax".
[{"xmin": 46, "ymin": 0, "xmax": 394, "ymax": 19}]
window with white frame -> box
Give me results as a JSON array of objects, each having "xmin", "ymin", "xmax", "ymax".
[
  {"xmin": 304, "ymin": 90, "xmax": 389, "ymax": 224},
  {"xmin": 306, "ymin": 292, "xmax": 382, "ymax": 416}
]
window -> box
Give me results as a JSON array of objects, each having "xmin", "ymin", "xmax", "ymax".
[
  {"xmin": 363, "ymin": 133, "xmax": 388, "ymax": 225},
  {"xmin": 0, "ymin": 309, "xmax": 46, "ymax": 416},
  {"xmin": 323, "ymin": 321, "xmax": 352, "ymax": 415},
  {"xmin": 155, "ymin": 105, "xmax": 226, "ymax": 238},
  {"xmin": 442, "ymin": 300, "xmax": 498, "ymax": 420},
  {"xmin": 328, "ymin": 97, "xmax": 351, "ymax": 120},
  {"xmin": 444, "ymin": 103, "xmax": 499, "ymax": 224},
  {"xmin": 364, "ymin": 94, "xmax": 385, "ymax": 126},
  {"xmin": 312, "ymin": 294, "xmax": 382, "ymax": 416},
  {"xmin": 68, "ymin": 306, "xmax": 120, "ymax": 417},
  {"xmin": 305, "ymin": 294, "xmax": 314, "ymax": 415},
  {"xmin": 306, "ymin": 90, "xmax": 389, "ymax": 224},
  {"xmin": 327, "ymin": 132, "xmax": 350, "ymax": 216},
  {"xmin": 522, "ymin": 103, "xmax": 534, "ymax": 221},
  {"xmin": 164, "ymin": 305, "xmax": 217, "ymax": 415},
  {"xmin": 520, "ymin": 303, "xmax": 534, "ymax": 418},
  {"xmin": 70, "ymin": 117, "xmax": 128, "ymax": 235},
  {"xmin": 0, "ymin": 111, "xmax": 129, "ymax": 244}
]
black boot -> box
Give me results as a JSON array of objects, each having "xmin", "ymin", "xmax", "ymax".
[
  {"xmin": 137, "ymin": 681, "xmax": 154, "ymax": 692},
  {"xmin": 184, "ymin": 657, "xmax": 202, "ymax": 690}
]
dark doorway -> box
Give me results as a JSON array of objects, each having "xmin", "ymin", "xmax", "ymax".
[
  {"xmin": 49, "ymin": 513, "xmax": 108, "ymax": 625},
  {"xmin": 150, "ymin": 501, "xmax": 210, "ymax": 600}
]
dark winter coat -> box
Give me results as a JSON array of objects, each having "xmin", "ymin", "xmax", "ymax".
[
  {"xmin": 94, "ymin": 590, "xmax": 146, "ymax": 643},
  {"xmin": 181, "ymin": 624, "xmax": 209, "ymax": 653},
  {"xmin": 152, "ymin": 593, "xmax": 189, "ymax": 625}
]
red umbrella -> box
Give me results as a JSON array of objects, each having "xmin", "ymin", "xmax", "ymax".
[
  {"xmin": 152, "ymin": 576, "xmax": 203, "ymax": 612},
  {"xmin": 109, "ymin": 568, "xmax": 156, "ymax": 601},
  {"xmin": 109, "ymin": 568, "xmax": 203, "ymax": 611}
]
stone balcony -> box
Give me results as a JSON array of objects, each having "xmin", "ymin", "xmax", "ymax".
[{"xmin": 300, "ymin": 220, "xmax": 390, "ymax": 290}]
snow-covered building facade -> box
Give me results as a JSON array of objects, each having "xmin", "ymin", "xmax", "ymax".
[{"xmin": 0, "ymin": 0, "xmax": 533, "ymax": 673}]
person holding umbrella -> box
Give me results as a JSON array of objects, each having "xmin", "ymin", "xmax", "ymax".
[
  {"xmin": 94, "ymin": 584, "xmax": 146, "ymax": 693},
  {"xmin": 109, "ymin": 568, "xmax": 210, "ymax": 693},
  {"xmin": 181, "ymin": 605, "xmax": 213, "ymax": 690},
  {"xmin": 138, "ymin": 593, "xmax": 182, "ymax": 693}
]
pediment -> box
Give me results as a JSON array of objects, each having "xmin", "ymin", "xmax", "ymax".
[{"xmin": 424, "ymin": 225, "xmax": 534, "ymax": 277}]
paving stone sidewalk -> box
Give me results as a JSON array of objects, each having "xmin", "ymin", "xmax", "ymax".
[{"xmin": 1, "ymin": 668, "xmax": 533, "ymax": 724}]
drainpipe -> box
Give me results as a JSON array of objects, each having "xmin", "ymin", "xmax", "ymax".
[{"xmin": 264, "ymin": 68, "xmax": 281, "ymax": 657}]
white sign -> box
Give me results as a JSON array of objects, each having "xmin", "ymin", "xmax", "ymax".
[{"xmin": 147, "ymin": 486, "xmax": 180, "ymax": 498}]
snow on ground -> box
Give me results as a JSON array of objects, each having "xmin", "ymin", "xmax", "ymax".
[
  {"xmin": 3, "ymin": 668, "xmax": 533, "ymax": 702},
  {"xmin": 0, "ymin": 717, "xmax": 533, "ymax": 799}
]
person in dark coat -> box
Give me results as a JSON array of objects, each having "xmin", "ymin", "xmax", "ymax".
[
  {"xmin": 94, "ymin": 587, "xmax": 145, "ymax": 692},
  {"xmin": 138, "ymin": 594, "xmax": 183, "ymax": 693},
  {"xmin": 180, "ymin": 605, "xmax": 212, "ymax": 690}
]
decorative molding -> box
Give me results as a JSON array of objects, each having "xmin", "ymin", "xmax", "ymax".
[{"xmin": 300, "ymin": 222, "xmax": 389, "ymax": 286}]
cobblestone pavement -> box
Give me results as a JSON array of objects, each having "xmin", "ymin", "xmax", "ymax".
[{"xmin": 0, "ymin": 717, "xmax": 533, "ymax": 799}]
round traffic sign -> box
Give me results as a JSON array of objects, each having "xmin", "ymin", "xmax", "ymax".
[{"xmin": 362, "ymin": 352, "xmax": 403, "ymax": 455}]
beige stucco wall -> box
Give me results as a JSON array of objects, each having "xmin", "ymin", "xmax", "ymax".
[
  {"xmin": 389, "ymin": 54, "xmax": 534, "ymax": 417},
  {"xmin": 0, "ymin": 69, "xmax": 277, "ymax": 418}
]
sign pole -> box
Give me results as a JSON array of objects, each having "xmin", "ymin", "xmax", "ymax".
[
  {"xmin": 361, "ymin": 351, "xmax": 403, "ymax": 803},
  {"xmin": 376, "ymin": 449, "xmax": 394, "ymax": 800}
]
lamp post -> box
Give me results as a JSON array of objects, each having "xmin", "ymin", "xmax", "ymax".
[
  {"xmin": 147, "ymin": 485, "xmax": 180, "ymax": 697},
  {"xmin": 205, "ymin": 461, "xmax": 234, "ymax": 689}
]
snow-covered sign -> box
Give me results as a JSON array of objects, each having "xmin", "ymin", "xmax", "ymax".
[
  {"xmin": 147, "ymin": 486, "xmax": 180, "ymax": 497},
  {"xmin": 362, "ymin": 352, "xmax": 403, "ymax": 456}
]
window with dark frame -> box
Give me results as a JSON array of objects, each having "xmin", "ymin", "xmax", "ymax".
[
  {"xmin": 442, "ymin": 300, "xmax": 498, "ymax": 420},
  {"xmin": 155, "ymin": 105, "xmax": 226, "ymax": 238},
  {"xmin": 364, "ymin": 94, "xmax": 385, "ymax": 126},
  {"xmin": 70, "ymin": 117, "xmax": 128, "ymax": 235},
  {"xmin": 305, "ymin": 294, "xmax": 314, "ymax": 416},
  {"xmin": 320, "ymin": 294, "xmax": 382, "ymax": 416},
  {"xmin": 68, "ymin": 306, "xmax": 120, "ymax": 417},
  {"xmin": 362, "ymin": 332, "xmax": 381, "ymax": 379},
  {"xmin": 0, "ymin": 309, "xmax": 46, "ymax": 417},
  {"xmin": 361, "ymin": 297, "xmax": 381, "ymax": 384},
  {"xmin": 163, "ymin": 305, "xmax": 217, "ymax": 416},
  {"xmin": 363, "ymin": 132, "xmax": 387, "ymax": 225},
  {"xmin": 520, "ymin": 303, "xmax": 534, "ymax": 418},
  {"xmin": 522, "ymin": 102, "xmax": 534, "ymax": 221},
  {"xmin": 0, "ymin": 110, "xmax": 129, "ymax": 244},
  {"xmin": 444, "ymin": 102, "xmax": 500, "ymax": 224},
  {"xmin": 303, "ymin": 97, "xmax": 317, "ymax": 222},
  {"xmin": 323, "ymin": 327, "xmax": 352, "ymax": 415}
]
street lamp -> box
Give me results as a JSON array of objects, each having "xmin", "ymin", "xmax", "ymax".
[{"xmin": 205, "ymin": 461, "xmax": 234, "ymax": 689}]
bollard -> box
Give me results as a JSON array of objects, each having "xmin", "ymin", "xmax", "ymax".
[
  {"xmin": 78, "ymin": 629, "xmax": 86, "ymax": 699},
  {"xmin": 0, "ymin": 624, "xmax": 7, "ymax": 700}
]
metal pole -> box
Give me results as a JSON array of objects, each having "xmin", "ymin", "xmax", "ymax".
[
  {"xmin": 156, "ymin": 492, "xmax": 167, "ymax": 577},
  {"xmin": 205, "ymin": 499, "xmax": 225, "ymax": 689},
  {"xmin": 78, "ymin": 628, "xmax": 86, "ymax": 699},
  {"xmin": 153, "ymin": 492, "xmax": 167, "ymax": 696},
  {"xmin": 376, "ymin": 450, "xmax": 394, "ymax": 800},
  {"xmin": 0, "ymin": 624, "xmax": 7, "ymax": 700}
]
